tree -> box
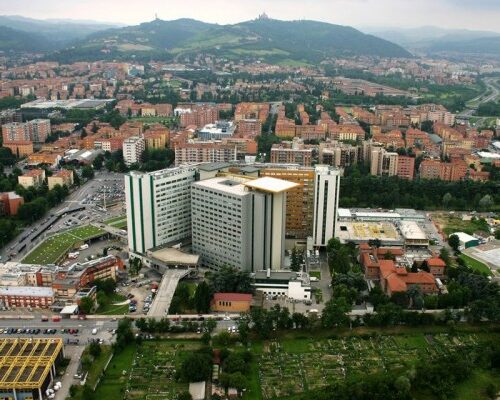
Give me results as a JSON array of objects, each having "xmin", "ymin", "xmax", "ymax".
[
  {"xmin": 439, "ymin": 248, "xmax": 451, "ymax": 266},
  {"xmin": 177, "ymin": 392, "xmax": 192, "ymax": 400},
  {"xmin": 93, "ymin": 278, "xmax": 116, "ymax": 295},
  {"xmin": 89, "ymin": 341, "xmax": 101, "ymax": 358},
  {"xmin": 179, "ymin": 351, "xmax": 213, "ymax": 382},
  {"xmin": 478, "ymin": 194, "xmax": 493, "ymax": 210},
  {"xmin": 290, "ymin": 247, "xmax": 304, "ymax": 272},
  {"xmin": 81, "ymin": 165, "xmax": 94, "ymax": 180},
  {"xmin": 219, "ymin": 372, "xmax": 247, "ymax": 391},
  {"xmin": 115, "ymin": 318, "xmax": 134, "ymax": 353},
  {"xmin": 208, "ymin": 265, "xmax": 253, "ymax": 294},
  {"xmin": 92, "ymin": 154, "xmax": 104, "ymax": 170},
  {"xmin": 79, "ymin": 296, "xmax": 94, "ymax": 314},
  {"xmin": 205, "ymin": 318, "xmax": 217, "ymax": 334},
  {"xmin": 321, "ymin": 297, "xmax": 351, "ymax": 328},
  {"xmin": 442, "ymin": 192, "xmax": 453, "ymax": 209},
  {"xmin": 193, "ymin": 281, "xmax": 212, "ymax": 313},
  {"xmin": 448, "ymin": 234, "xmax": 460, "ymax": 252}
]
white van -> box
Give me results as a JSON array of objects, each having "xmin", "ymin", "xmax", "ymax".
[{"xmin": 91, "ymin": 328, "xmax": 97, "ymax": 335}]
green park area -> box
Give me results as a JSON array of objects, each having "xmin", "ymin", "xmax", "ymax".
[
  {"xmin": 22, "ymin": 225, "xmax": 105, "ymax": 265},
  {"xmin": 459, "ymin": 254, "xmax": 492, "ymax": 276},
  {"xmin": 92, "ymin": 331, "xmax": 500, "ymax": 400},
  {"xmin": 104, "ymin": 215, "xmax": 128, "ymax": 230}
]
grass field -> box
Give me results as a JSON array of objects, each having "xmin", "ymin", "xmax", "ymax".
[
  {"xmin": 69, "ymin": 345, "xmax": 113, "ymax": 400},
  {"xmin": 433, "ymin": 214, "xmax": 490, "ymax": 236},
  {"xmin": 93, "ymin": 330, "xmax": 499, "ymax": 400},
  {"xmin": 22, "ymin": 225, "xmax": 105, "ymax": 265},
  {"xmin": 93, "ymin": 345, "xmax": 137, "ymax": 399},
  {"xmin": 96, "ymin": 293, "xmax": 129, "ymax": 315},
  {"xmin": 459, "ymin": 254, "xmax": 492, "ymax": 276},
  {"xmin": 104, "ymin": 215, "xmax": 127, "ymax": 229}
]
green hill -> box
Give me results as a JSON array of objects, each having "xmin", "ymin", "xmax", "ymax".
[
  {"xmin": 0, "ymin": 25, "xmax": 51, "ymax": 52},
  {"xmin": 50, "ymin": 18, "xmax": 412, "ymax": 63}
]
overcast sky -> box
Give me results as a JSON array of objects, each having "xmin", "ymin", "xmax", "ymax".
[{"xmin": 1, "ymin": 0, "xmax": 500, "ymax": 32}]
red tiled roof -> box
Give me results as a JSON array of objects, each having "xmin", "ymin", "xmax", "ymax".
[
  {"xmin": 387, "ymin": 274, "xmax": 407, "ymax": 292},
  {"xmin": 427, "ymin": 257, "xmax": 446, "ymax": 268},
  {"xmin": 377, "ymin": 247, "xmax": 404, "ymax": 256},
  {"xmin": 213, "ymin": 293, "xmax": 252, "ymax": 302}
]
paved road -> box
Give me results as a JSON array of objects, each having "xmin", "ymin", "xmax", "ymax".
[
  {"xmin": 1, "ymin": 171, "xmax": 126, "ymax": 263},
  {"xmin": 55, "ymin": 345, "xmax": 85, "ymax": 400},
  {"xmin": 460, "ymin": 77, "xmax": 500, "ymax": 119},
  {"xmin": 148, "ymin": 269, "xmax": 191, "ymax": 317}
]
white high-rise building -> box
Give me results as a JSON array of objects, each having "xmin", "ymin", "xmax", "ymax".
[
  {"xmin": 312, "ymin": 165, "xmax": 341, "ymax": 247},
  {"xmin": 123, "ymin": 136, "xmax": 145, "ymax": 167},
  {"xmin": 191, "ymin": 176, "xmax": 298, "ymax": 271},
  {"xmin": 125, "ymin": 167, "xmax": 197, "ymax": 254}
]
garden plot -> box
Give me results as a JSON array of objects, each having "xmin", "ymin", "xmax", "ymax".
[
  {"xmin": 257, "ymin": 333, "xmax": 481, "ymax": 399},
  {"xmin": 125, "ymin": 341, "xmax": 197, "ymax": 400}
]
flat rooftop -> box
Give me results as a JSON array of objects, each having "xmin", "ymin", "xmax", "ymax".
[
  {"xmin": 0, "ymin": 286, "xmax": 54, "ymax": 297},
  {"xmin": 337, "ymin": 221, "xmax": 402, "ymax": 243},
  {"xmin": 243, "ymin": 177, "xmax": 299, "ymax": 193},
  {"xmin": 193, "ymin": 176, "xmax": 249, "ymax": 196},
  {"xmin": 20, "ymin": 99, "xmax": 112, "ymax": 110},
  {"xmin": 0, "ymin": 338, "xmax": 63, "ymax": 389},
  {"xmin": 149, "ymin": 247, "xmax": 200, "ymax": 266},
  {"xmin": 399, "ymin": 221, "xmax": 428, "ymax": 240}
]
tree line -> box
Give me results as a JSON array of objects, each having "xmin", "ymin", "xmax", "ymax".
[{"xmin": 340, "ymin": 166, "xmax": 499, "ymax": 211}]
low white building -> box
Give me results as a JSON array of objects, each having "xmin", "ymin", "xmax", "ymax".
[
  {"xmin": 253, "ymin": 270, "xmax": 311, "ymax": 300},
  {"xmin": 452, "ymin": 232, "xmax": 480, "ymax": 249},
  {"xmin": 398, "ymin": 221, "xmax": 429, "ymax": 248}
]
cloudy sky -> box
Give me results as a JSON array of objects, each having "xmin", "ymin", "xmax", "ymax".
[{"xmin": 1, "ymin": 0, "xmax": 500, "ymax": 32}]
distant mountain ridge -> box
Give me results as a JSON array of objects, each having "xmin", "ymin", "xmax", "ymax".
[
  {"xmin": 0, "ymin": 15, "xmax": 122, "ymax": 51},
  {"xmin": 367, "ymin": 26, "xmax": 500, "ymax": 56},
  {"xmin": 50, "ymin": 17, "xmax": 412, "ymax": 63}
]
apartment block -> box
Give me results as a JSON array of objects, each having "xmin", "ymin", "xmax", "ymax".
[
  {"xmin": 236, "ymin": 119, "xmax": 262, "ymax": 137},
  {"xmin": 174, "ymin": 143, "xmax": 237, "ymax": 166},
  {"xmin": 234, "ymin": 102, "xmax": 270, "ymax": 122},
  {"xmin": 0, "ymin": 192, "xmax": 24, "ymax": 216},
  {"xmin": 270, "ymin": 141, "xmax": 313, "ymax": 166},
  {"xmin": 370, "ymin": 148, "xmax": 398, "ymax": 176},
  {"xmin": 396, "ymin": 156, "xmax": 415, "ymax": 180},
  {"xmin": 123, "ymin": 136, "xmax": 145, "ymax": 166},
  {"xmin": 47, "ymin": 169, "xmax": 74, "ymax": 190},
  {"xmin": 260, "ymin": 167, "xmax": 315, "ymax": 239},
  {"xmin": 18, "ymin": 169, "xmax": 46, "ymax": 188}
]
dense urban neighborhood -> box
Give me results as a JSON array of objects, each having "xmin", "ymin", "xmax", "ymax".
[{"xmin": 0, "ymin": 7, "xmax": 499, "ymax": 400}]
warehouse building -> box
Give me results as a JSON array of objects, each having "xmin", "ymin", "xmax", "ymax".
[{"xmin": 452, "ymin": 232, "xmax": 480, "ymax": 250}]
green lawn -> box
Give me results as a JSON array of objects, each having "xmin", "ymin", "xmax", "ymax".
[
  {"xmin": 309, "ymin": 271, "xmax": 321, "ymax": 279},
  {"xmin": 69, "ymin": 345, "xmax": 114, "ymax": 400},
  {"xmin": 459, "ymin": 254, "xmax": 492, "ymax": 276},
  {"xmin": 453, "ymin": 370, "xmax": 500, "ymax": 400},
  {"xmin": 22, "ymin": 224, "xmax": 106, "ymax": 264},
  {"xmin": 104, "ymin": 215, "xmax": 127, "ymax": 229},
  {"xmin": 96, "ymin": 293, "xmax": 129, "ymax": 315},
  {"xmin": 93, "ymin": 345, "xmax": 137, "ymax": 399}
]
